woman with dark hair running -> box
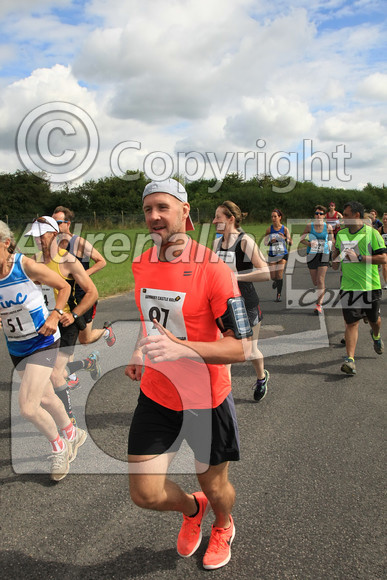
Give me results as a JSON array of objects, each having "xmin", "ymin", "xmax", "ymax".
[
  {"xmin": 213, "ymin": 201, "xmax": 271, "ymax": 401},
  {"xmin": 264, "ymin": 209, "xmax": 292, "ymax": 302}
]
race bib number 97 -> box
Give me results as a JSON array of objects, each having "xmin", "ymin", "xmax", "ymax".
[{"xmin": 140, "ymin": 288, "xmax": 187, "ymax": 340}]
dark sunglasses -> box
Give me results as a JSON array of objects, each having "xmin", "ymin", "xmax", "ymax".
[
  {"xmin": 315, "ymin": 211, "xmax": 325, "ymax": 215},
  {"xmin": 56, "ymin": 220, "xmax": 69, "ymax": 224},
  {"xmin": 33, "ymin": 217, "xmax": 52, "ymax": 225}
]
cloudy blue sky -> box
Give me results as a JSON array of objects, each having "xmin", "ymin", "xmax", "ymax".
[{"xmin": 0, "ymin": 0, "xmax": 386, "ymax": 189}]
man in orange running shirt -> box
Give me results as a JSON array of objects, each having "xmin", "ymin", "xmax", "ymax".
[{"xmin": 125, "ymin": 178, "xmax": 252, "ymax": 571}]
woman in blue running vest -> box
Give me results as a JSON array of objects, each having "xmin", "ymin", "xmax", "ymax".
[
  {"xmin": 264, "ymin": 209, "xmax": 292, "ymax": 302},
  {"xmin": 300, "ymin": 205, "xmax": 334, "ymax": 315},
  {"xmin": 213, "ymin": 201, "xmax": 271, "ymax": 402},
  {"xmin": 0, "ymin": 220, "xmax": 79, "ymax": 481}
]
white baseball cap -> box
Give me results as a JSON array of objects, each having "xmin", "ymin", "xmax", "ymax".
[
  {"xmin": 25, "ymin": 216, "xmax": 60, "ymax": 237},
  {"xmin": 142, "ymin": 179, "xmax": 194, "ymax": 231}
]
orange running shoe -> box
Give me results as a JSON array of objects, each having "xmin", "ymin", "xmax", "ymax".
[
  {"xmin": 203, "ymin": 515, "xmax": 235, "ymax": 570},
  {"xmin": 177, "ymin": 492, "xmax": 210, "ymax": 557}
]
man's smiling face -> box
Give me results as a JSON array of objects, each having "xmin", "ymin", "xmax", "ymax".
[{"xmin": 143, "ymin": 192, "xmax": 189, "ymax": 246}]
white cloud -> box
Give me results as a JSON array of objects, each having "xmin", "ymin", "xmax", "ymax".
[
  {"xmin": 224, "ymin": 97, "xmax": 315, "ymax": 146},
  {"xmin": 319, "ymin": 110, "xmax": 385, "ymax": 142},
  {"xmin": 357, "ymin": 73, "xmax": 387, "ymax": 101}
]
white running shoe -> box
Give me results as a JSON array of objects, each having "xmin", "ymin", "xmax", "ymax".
[
  {"xmin": 50, "ymin": 439, "xmax": 71, "ymax": 482},
  {"xmin": 69, "ymin": 427, "xmax": 88, "ymax": 463}
]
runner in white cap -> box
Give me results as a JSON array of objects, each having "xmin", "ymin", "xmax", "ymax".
[{"xmin": 0, "ymin": 219, "xmax": 86, "ymax": 481}]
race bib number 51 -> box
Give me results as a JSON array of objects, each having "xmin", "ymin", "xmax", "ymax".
[{"xmin": 140, "ymin": 288, "xmax": 187, "ymax": 340}]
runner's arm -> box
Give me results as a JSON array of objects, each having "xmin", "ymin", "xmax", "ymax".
[
  {"xmin": 263, "ymin": 227, "xmax": 271, "ymax": 246},
  {"xmin": 22, "ymin": 256, "xmax": 71, "ymax": 335},
  {"xmin": 344, "ymin": 248, "xmax": 387, "ymax": 264},
  {"xmin": 235, "ymin": 235, "xmax": 270, "ymax": 283},
  {"xmin": 78, "ymin": 238, "xmax": 106, "ymax": 277},
  {"xmin": 284, "ymin": 226, "xmax": 293, "ymax": 246},
  {"xmin": 299, "ymin": 224, "xmax": 311, "ymax": 247},
  {"xmin": 60, "ymin": 258, "xmax": 98, "ymax": 326},
  {"xmin": 140, "ymin": 320, "xmax": 251, "ymax": 365},
  {"xmin": 125, "ymin": 325, "xmax": 145, "ymax": 381},
  {"xmin": 331, "ymin": 246, "xmax": 341, "ymax": 270}
]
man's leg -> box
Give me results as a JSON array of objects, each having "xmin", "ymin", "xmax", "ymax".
[
  {"xmin": 197, "ymin": 461, "xmax": 236, "ymax": 570},
  {"xmin": 197, "ymin": 461, "xmax": 234, "ymax": 529},
  {"xmin": 128, "ymin": 452, "xmax": 197, "ymax": 515},
  {"xmin": 368, "ymin": 315, "xmax": 381, "ymax": 338},
  {"xmin": 345, "ymin": 321, "xmax": 359, "ymax": 359},
  {"xmin": 78, "ymin": 321, "xmax": 105, "ymax": 345},
  {"xmin": 345, "ymin": 320, "xmax": 359, "ymax": 359},
  {"xmin": 368, "ymin": 312, "xmax": 384, "ymax": 354}
]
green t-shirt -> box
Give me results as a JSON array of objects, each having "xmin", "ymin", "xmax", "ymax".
[{"xmin": 335, "ymin": 225, "xmax": 385, "ymax": 291}]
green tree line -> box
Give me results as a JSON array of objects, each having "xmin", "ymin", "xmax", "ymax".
[{"xmin": 0, "ymin": 170, "xmax": 385, "ymax": 228}]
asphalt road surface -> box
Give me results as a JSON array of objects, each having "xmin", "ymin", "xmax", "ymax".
[{"xmin": 1, "ymin": 260, "xmax": 385, "ymax": 580}]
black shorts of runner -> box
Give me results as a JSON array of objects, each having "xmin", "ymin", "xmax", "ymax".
[
  {"xmin": 82, "ymin": 302, "xmax": 97, "ymax": 325},
  {"xmin": 10, "ymin": 339, "xmax": 59, "ymax": 371},
  {"xmin": 340, "ymin": 289, "xmax": 382, "ymax": 324},
  {"xmin": 307, "ymin": 252, "xmax": 329, "ymax": 270},
  {"xmin": 128, "ymin": 390, "xmax": 240, "ymax": 466},
  {"xmin": 59, "ymin": 321, "xmax": 79, "ymax": 355},
  {"xmin": 246, "ymin": 304, "xmax": 262, "ymax": 327},
  {"xmin": 267, "ymin": 253, "xmax": 289, "ymax": 263}
]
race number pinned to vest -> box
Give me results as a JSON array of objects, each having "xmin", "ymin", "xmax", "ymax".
[
  {"xmin": 140, "ymin": 288, "xmax": 187, "ymax": 340},
  {"xmin": 340, "ymin": 240, "xmax": 359, "ymax": 262},
  {"xmin": 216, "ymin": 250, "xmax": 237, "ymax": 272},
  {"xmin": 270, "ymin": 236, "xmax": 286, "ymax": 255},
  {"xmin": 40, "ymin": 285, "xmax": 56, "ymax": 311},
  {"xmin": 310, "ymin": 238, "xmax": 326, "ymax": 253}
]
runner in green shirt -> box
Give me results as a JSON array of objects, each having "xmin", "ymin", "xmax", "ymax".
[{"xmin": 332, "ymin": 201, "xmax": 387, "ymax": 375}]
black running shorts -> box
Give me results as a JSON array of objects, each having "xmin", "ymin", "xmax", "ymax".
[
  {"xmin": 82, "ymin": 302, "xmax": 97, "ymax": 325},
  {"xmin": 340, "ymin": 289, "xmax": 382, "ymax": 324},
  {"xmin": 267, "ymin": 253, "xmax": 289, "ymax": 263},
  {"xmin": 59, "ymin": 321, "xmax": 79, "ymax": 354},
  {"xmin": 10, "ymin": 339, "xmax": 59, "ymax": 371},
  {"xmin": 128, "ymin": 390, "xmax": 240, "ymax": 466},
  {"xmin": 307, "ymin": 252, "xmax": 329, "ymax": 270}
]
